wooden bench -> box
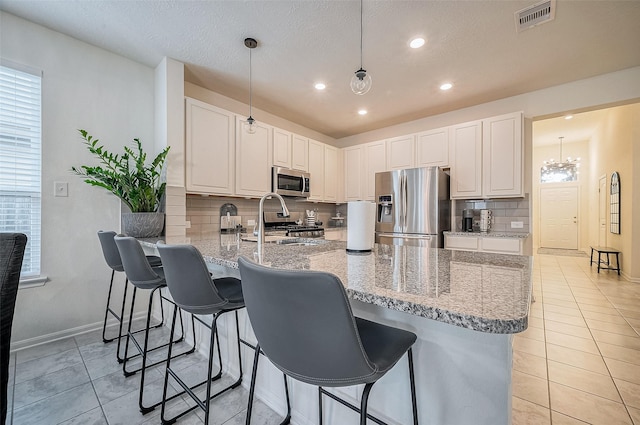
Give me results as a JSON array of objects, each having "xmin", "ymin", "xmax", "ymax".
[{"xmin": 589, "ymin": 246, "xmax": 621, "ymax": 275}]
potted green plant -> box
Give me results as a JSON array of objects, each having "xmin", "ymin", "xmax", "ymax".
[{"xmin": 72, "ymin": 129, "xmax": 170, "ymax": 237}]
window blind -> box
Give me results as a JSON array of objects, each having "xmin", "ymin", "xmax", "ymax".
[{"xmin": 0, "ymin": 63, "xmax": 42, "ymax": 277}]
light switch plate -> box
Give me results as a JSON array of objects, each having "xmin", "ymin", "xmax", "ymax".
[
  {"xmin": 511, "ymin": 221, "xmax": 524, "ymax": 229},
  {"xmin": 54, "ymin": 181, "xmax": 68, "ymax": 197}
]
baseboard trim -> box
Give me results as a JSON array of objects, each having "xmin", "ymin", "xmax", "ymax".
[{"xmin": 10, "ymin": 311, "xmax": 149, "ymax": 352}]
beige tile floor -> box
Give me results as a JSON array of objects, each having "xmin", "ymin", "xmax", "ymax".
[
  {"xmin": 7, "ymin": 252, "xmax": 640, "ymax": 424},
  {"xmin": 512, "ymin": 253, "xmax": 640, "ymax": 425}
]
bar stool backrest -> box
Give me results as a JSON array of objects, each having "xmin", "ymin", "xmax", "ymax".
[
  {"xmin": 156, "ymin": 244, "xmax": 233, "ymax": 314},
  {"xmin": 237, "ymin": 256, "xmax": 377, "ymax": 387},
  {"xmin": 1, "ymin": 233, "xmax": 27, "ymax": 424},
  {"xmin": 97, "ymin": 231, "xmax": 124, "ymax": 272},
  {"xmin": 113, "ymin": 236, "xmax": 164, "ymax": 288}
]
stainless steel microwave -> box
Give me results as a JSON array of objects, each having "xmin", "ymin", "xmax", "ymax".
[{"xmin": 272, "ymin": 167, "xmax": 310, "ymax": 198}]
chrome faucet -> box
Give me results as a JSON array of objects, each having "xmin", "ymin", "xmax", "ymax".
[{"xmin": 255, "ymin": 192, "xmax": 290, "ymax": 253}]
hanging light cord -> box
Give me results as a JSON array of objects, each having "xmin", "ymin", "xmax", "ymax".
[
  {"xmin": 249, "ymin": 46, "xmax": 253, "ymax": 118},
  {"xmin": 359, "ymin": 0, "xmax": 363, "ymax": 69},
  {"xmin": 559, "ymin": 136, "xmax": 563, "ymax": 161}
]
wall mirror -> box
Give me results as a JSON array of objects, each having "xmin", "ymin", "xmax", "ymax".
[{"xmin": 610, "ymin": 171, "xmax": 620, "ymax": 234}]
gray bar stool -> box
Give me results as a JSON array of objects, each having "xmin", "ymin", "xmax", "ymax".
[
  {"xmin": 1, "ymin": 233, "xmax": 27, "ymax": 424},
  {"xmin": 114, "ymin": 235, "xmax": 196, "ymax": 414},
  {"xmin": 156, "ymin": 243, "xmax": 246, "ymax": 425},
  {"xmin": 238, "ymin": 257, "xmax": 419, "ymax": 425},
  {"xmin": 97, "ymin": 230, "xmax": 164, "ymax": 363}
]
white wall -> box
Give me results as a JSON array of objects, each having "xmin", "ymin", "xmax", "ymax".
[
  {"xmin": 1, "ymin": 12, "xmax": 156, "ymax": 345},
  {"xmin": 587, "ymin": 104, "xmax": 640, "ymax": 281}
]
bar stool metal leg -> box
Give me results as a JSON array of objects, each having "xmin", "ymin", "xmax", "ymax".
[
  {"xmin": 161, "ymin": 310, "xmax": 243, "ymax": 425},
  {"xmin": 245, "ymin": 343, "xmax": 291, "ymax": 425},
  {"xmin": 102, "ymin": 270, "xmax": 121, "ymax": 343}
]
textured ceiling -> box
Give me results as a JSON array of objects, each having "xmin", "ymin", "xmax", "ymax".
[{"xmin": 2, "ymin": 1, "xmax": 640, "ymax": 139}]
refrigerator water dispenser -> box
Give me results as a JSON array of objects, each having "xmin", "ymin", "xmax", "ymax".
[{"xmin": 377, "ymin": 195, "xmax": 393, "ymax": 223}]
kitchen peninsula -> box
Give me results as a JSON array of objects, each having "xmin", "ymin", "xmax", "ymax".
[{"xmin": 140, "ymin": 235, "xmax": 532, "ymax": 425}]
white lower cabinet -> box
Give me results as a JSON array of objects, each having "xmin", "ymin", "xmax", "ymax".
[{"xmin": 445, "ymin": 235, "xmax": 523, "ymax": 255}]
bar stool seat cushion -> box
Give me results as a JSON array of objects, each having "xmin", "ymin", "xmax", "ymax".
[
  {"xmin": 214, "ymin": 277, "xmax": 244, "ymax": 304},
  {"xmin": 355, "ymin": 317, "xmax": 417, "ymax": 379}
]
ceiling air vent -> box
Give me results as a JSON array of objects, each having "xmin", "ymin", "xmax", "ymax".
[{"xmin": 515, "ymin": 0, "xmax": 556, "ymax": 32}]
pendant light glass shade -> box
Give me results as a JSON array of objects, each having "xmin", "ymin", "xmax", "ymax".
[
  {"xmin": 246, "ymin": 116, "xmax": 256, "ymax": 134},
  {"xmin": 350, "ymin": 68, "xmax": 372, "ymax": 95},
  {"xmin": 351, "ymin": 0, "xmax": 371, "ymax": 95},
  {"xmin": 245, "ymin": 37, "xmax": 257, "ymax": 134}
]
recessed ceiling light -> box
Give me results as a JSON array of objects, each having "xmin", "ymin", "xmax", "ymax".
[
  {"xmin": 314, "ymin": 82, "xmax": 326, "ymax": 90},
  {"xmin": 564, "ymin": 114, "xmax": 573, "ymax": 120},
  {"xmin": 440, "ymin": 83, "xmax": 453, "ymax": 91},
  {"xmin": 358, "ymin": 109, "xmax": 368, "ymax": 116},
  {"xmin": 409, "ymin": 37, "xmax": 425, "ymax": 49}
]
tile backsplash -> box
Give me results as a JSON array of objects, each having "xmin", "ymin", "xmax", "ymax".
[
  {"xmin": 186, "ymin": 195, "xmax": 345, "ymax": 237},
  {"xmin": 453, "ymin": 194, "xmax": 530, "ymax": 233}
]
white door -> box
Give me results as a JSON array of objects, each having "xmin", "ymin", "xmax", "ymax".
[
  {"xmin": 599, "ymin": 175, "xmax": 607, "ymax": 247},
  {"xmin": 540, "ymin": 186, "xmax": 578, "ymax": 249}
]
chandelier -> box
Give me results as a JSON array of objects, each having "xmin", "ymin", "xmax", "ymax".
[{"xmin": 541, "ymin": 137, "xmax": 580, "ymax": 183}]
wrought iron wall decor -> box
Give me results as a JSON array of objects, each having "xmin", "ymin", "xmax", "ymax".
[{"xmin": 610, "ymin": 171, "xmax": 620, "ymax": 234}]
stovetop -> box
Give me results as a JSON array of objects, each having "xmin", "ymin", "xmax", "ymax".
[{"xmin": 265, "ymin": 224, "xmax": 323, "ymax": 232}]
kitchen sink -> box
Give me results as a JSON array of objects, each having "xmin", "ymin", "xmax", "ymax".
[
  {"xmin": 240, "ymin": 235, "xmax": 326, "ymax": 246},
  {"xmin": 274, "ymin": 239, "xmax": 325, "ymax": 246}
]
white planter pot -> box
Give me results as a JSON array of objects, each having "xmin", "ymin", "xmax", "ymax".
[{"xmin": 121, "ymin": 212, "xmax": 165, "ymax": 238}]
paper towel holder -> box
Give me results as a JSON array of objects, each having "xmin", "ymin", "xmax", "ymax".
[{"xmin": 346, "ymin": 201, "xmax": 375, "ymax": 253}]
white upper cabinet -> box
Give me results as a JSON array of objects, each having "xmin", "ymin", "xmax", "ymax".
[
  {"xmin": 272, "ymin": 128, "xmax": 291, "ymax": 169},
  {"xmin": 364, "ymin": 140, "xmax": 387, "ymax": 201},
  {"xmin": 450, "ymin": 120, "xmax": 483, "ymax": 199},
  {"xmin": 324, "ymin": 145, "xmax": 339, "ymax": 202},
  {"xmin": 292, "ymin": 134, "xmax": 309, "ymax": 171},
  {"xmin": 185, "ymin": 98, "xmax": 234, "ymax": 195},
  {"xmin": 449, "ymin": 112, "xmax": 524, "ymax": 199},
  {"xmin": 344, "ymin": 145, "xmax": 364, "ymax": 201},
  {"xmin": 308, "ymin": 139, "xmax": 325, "ymax": 201},
  {"xmin": 416, "ymin": 127, "xmax": 449, "ymax": 167},
  {"xmin": 344, "ymin": 140, "xmax": 386, "ymax": 201},
  {"xmin": 235, "ymin": 117, "xmax": 273, "ymax": 197},
  {"xmin": 482, "ymin": 112, "xmax": 523, "ymax": 198},
  {"xmin": 387, "ymin": 135, "xmax": 415, "ymax": 170}
]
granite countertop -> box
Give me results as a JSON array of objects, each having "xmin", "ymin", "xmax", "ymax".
[
  {"xmin": 140, "ymin": 233, "xmax": 532, "ymax": 334},
  {"xmin": 445, "ymin": 231, "xmax": 530, "ymax": 239}
]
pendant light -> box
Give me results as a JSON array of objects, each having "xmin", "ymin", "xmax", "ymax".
[
  {"xmin": 350, "ymin": 0, "xmax": 372, "ymax": 95},
  {"xmin": 245, "ymin": 37, "xmax": 258, "ymax": 134}
]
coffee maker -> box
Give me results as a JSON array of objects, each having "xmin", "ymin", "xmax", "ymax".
[{"xmin": 462, "ymin": 209, "xmax": 474, "ymax": 232}]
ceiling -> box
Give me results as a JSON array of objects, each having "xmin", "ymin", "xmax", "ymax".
[
  {"xmin": 2, "ymin": 1, "xmax": 640, "ymax": 139},
  {"xmin": 533, "ymin": 108, "xmax": 611, "ymax": 148}
]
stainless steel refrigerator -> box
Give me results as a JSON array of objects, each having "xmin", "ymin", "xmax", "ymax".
[{"xmin": 374, "ymin": 167, "xmax": 450, "ymax": 248}]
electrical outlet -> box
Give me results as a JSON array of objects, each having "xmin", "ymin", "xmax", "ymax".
[
  {"xmin": 247, "ymin": 219, "xmax": 256, "ymax": 226},
  {"xmin": 54, "ymin": 181, "xmax": 68, "ymax": 197},
  {"xmin": 511, "ymin": 221, "xmax": 524, "ymax": 229}
]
